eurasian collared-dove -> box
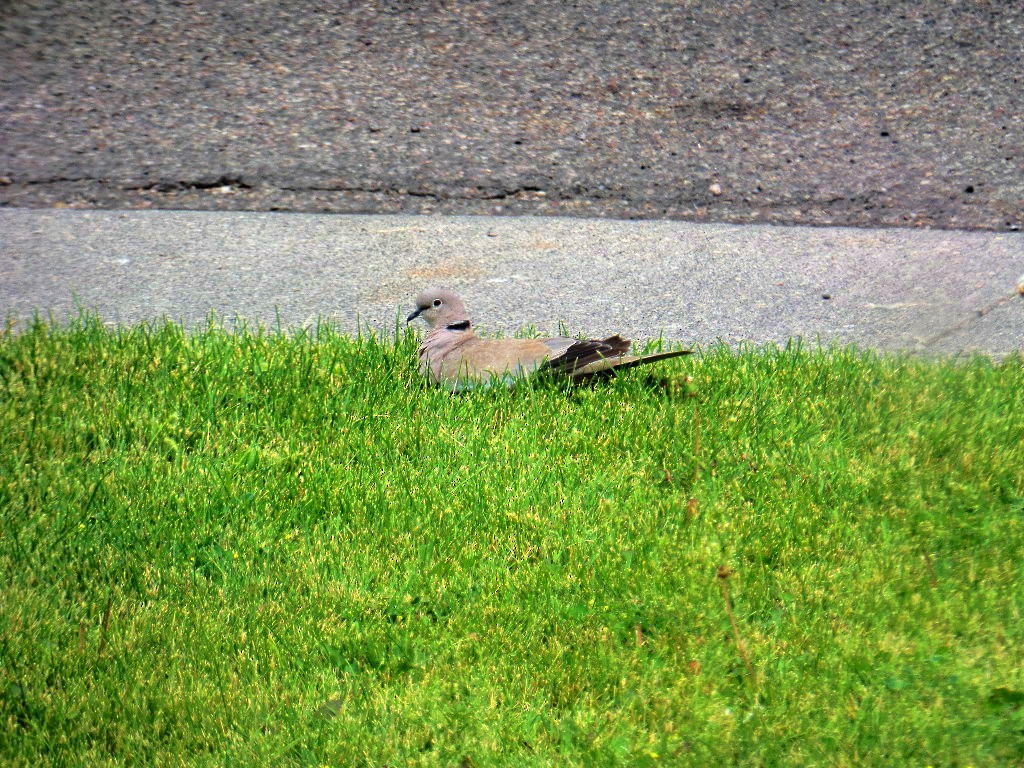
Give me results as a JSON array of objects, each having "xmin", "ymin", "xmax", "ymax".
[{"xmin": 406, "ymin": 287, "xmax": 692, "ymax": 391}]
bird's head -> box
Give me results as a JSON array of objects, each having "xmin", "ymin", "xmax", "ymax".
[{"xmin": 406, "ymin": 288, "xmax": 471, "ymax": 330}]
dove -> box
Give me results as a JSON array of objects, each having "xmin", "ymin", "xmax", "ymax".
[{"xmin": 406, "ymin": 287, "xmax": 691, "ymax": 391}]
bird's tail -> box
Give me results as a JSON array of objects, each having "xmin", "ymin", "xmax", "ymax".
[{"xmin": 570, "ymin": 348, "xmax": 693, "ymax": 378}]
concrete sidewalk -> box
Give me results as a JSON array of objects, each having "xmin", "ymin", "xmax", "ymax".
[{"xmin": 1, "ymin": 208, "xmax": 1021, "ymax": 356}]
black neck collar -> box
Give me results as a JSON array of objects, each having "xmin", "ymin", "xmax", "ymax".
[{"xmin": 446, "ymin": 320, "xmax": 471, "ymax": 331}]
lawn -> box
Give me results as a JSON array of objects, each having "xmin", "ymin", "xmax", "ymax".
[{"xmin": 1, "ymin": 316, "xmax": 1023, "ymax": 767}]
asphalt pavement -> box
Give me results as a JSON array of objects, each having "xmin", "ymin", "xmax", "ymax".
[{"xmin": 2, "ymin": 0, "xmax": 1022, "ymax": 230}]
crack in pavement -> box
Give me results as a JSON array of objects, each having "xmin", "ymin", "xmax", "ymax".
[
  {"xmin": 123, "ymin": 176, "xmax": 254, "ymax": 193},
  {"xmin": 921, "ymin": 290, "xmax": 1024, "ymax": 353}
]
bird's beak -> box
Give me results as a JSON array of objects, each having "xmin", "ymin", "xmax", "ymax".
[{"xmin": 406, "ymin": 308, "xmax": 422, "ymax": 324}]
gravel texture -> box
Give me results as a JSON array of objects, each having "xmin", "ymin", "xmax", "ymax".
[{"xmin": 2, "ymin": 0, "xmax": 1022, "ymax": 230}]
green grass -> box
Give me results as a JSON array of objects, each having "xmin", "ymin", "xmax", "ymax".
[{"xmin": 1, "ymin": 315, "xmax": 1023, "ymax": 767}]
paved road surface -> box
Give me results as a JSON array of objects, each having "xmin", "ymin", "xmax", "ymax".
[{"xmin": 2, "ymin": 1, "xmax": 1022, "ymax": 230}]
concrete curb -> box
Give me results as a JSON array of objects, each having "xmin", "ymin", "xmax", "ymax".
[{"xmin": 2, "ymin": 209, "xmax": 1021, "ymax": 356}]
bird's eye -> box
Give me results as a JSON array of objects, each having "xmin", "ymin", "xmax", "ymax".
[{"xmin": 432, "ymin": 299, "xmax": 442, "ymax": 307}]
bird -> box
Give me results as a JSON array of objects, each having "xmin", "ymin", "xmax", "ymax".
[{"xmin": 406, "ymin": 287, "xmax": 692, "ymax": 391}]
